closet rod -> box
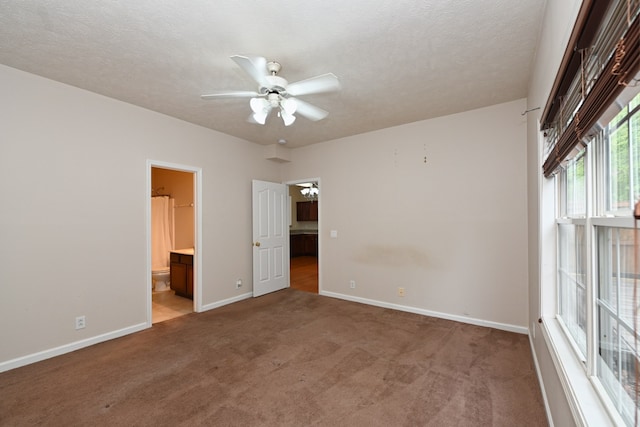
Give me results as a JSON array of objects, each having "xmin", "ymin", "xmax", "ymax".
[{"xmin": 174, "ymin": 203, "xmax": 194, "ymax": 208}]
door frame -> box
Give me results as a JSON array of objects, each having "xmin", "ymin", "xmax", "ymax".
[
  {"xmin": 285, "ymin": 177, "xmax": 321, "ymax": 294},
  {"xmin": 146, "ymin": 159, "xmax": 203, "ymax": 326}
]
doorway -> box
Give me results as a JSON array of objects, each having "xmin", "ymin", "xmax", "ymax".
[
  {"xmin": 147, "ymin": 160, "xmax": 202, "ymax": 325},
  {"xmin": 288, "ymin": 180, "xmax": 319, "ymax": 294}
]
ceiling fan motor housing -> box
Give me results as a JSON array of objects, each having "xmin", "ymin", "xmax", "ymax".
[
  {"xmin": 266, "ymin": 61, "xmax": 281, "ymax": 74},
  {"xmin": 260, "ymin": 75, "xmax": 288, "ymax": 95}
]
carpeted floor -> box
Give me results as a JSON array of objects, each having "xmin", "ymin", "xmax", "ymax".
[{"xmin": 0, "ymin": 289, "xmax": 548, "ymax": 426}]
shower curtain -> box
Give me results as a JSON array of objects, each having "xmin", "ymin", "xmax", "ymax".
[{"xmin": 151, "ymin": 196, "xmax": 175, "ymax": 270}]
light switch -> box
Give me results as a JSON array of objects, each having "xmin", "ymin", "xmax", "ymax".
[{"xmin": 330, "ymin": 230, "xmax": 338, "ymax": 238}]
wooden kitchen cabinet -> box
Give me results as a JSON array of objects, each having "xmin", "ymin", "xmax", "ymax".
[
  {"xmin": 290, "ymin": 233, "xmax": 317, "ymax": 257},
  {"xmin": 291, "ymin": 234, "xmax": 306, "ymax": 257},
  {"xmin": 296, "ymin": 201, "xmax": 318, "ymax": 221},
  {"xmin": 304, "ymin": 234, "xmax": 317, "ymax": 255},
  {"xmin": 170, "ymin": 252, "xmax": 193, "ymax": 299}
]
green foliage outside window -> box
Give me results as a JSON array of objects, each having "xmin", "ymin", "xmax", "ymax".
[
  {"xmin": 567, "ymin": 154, "xmax": 585, "ymax": 216},
  {"xmin": 608, "ymin": 93, "xmax": 640, "ymax": 211}
]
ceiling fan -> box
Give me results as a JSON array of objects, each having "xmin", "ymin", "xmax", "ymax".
[{"xmin": 201, "ymin": 55, "xmax": 341, "ymax": 126}]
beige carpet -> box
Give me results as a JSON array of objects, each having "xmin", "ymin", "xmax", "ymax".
[{"xmin": 0, "ymin": 289, "xmax": 547, "ymax": 426}]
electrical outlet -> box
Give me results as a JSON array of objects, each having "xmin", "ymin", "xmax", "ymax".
[
  {"xmin": 236, "ymin": 279, "xmax": 242, "ymax": 289},
  {"xmin": 349, "ymin": 280, "xmax": 356, "ymax": 289},
  {"xmin": 75, "ymin": 316, "xmax": 86, "ymax": 330},
  {"xmin": 398, "ymin": 287, "xmax": 405, "ymax": 297}
]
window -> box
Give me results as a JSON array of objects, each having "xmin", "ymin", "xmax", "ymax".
[
  {"xmin": 597, "ymin": 226, "xmax": 637, "ymax": 423},
  {"xmin": 556, "ymin": 91, "xmax": 640, "ymax": 425},
  {"xmin": 558, "ymin": 222, "xmax": 587, "ymax": 358},
  {"xmin": 608, "ymin": 98, "xmax": 640, "ymax": 213},
  {"xmin": 565, "ymin": 153, "xmax": 587, "ymax": 217}
]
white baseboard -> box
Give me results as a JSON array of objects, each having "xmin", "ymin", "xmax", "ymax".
[
  {"xmin": 0, "ymin": 322, "xmax": 148, "ymax": 373},
  {"xmin": 200, "ymin": 291, "xmax": 253, "ymax": 312},
  {"xmin": 319, "ymin": 290, "xmax": 528, "ymax": 334},
  {"xmin": 1, "ymin": 291, "xmax": 524, "ymax": 374},
  {"xmin": 1, "ymin": 292, "xmax": 253, "ymax": 374},
  {"xmin": 529, "ymin": 329, "xmax": 555, "ymax": 427}
]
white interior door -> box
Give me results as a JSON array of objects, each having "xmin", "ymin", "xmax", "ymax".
[{"xmin": 252, "ymin": 180, "xmax": 289, "ymax": 297}]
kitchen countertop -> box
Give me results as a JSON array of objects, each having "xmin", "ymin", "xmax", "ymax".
[
  {"xmin": 289, "ymin": 229, "xmax": 318, "ymax": 235},
  {"xmin": 171, "ymin": 248, "xmax": 194, "ymax": 255}
]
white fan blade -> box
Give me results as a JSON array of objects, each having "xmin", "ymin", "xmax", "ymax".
[
  {"xmin": 231, "ymin": 55, "xmax": 268, "ymax": 87},
  {"xmin": 201, "ymin": 91, "xmax": 260, "ymax": 99},
  {"xmin": 292, "ymin": 98, "xmax": 329, "ymax": 121},
  {"xmin": 287, "ymin": 73, "xmax": 341, "ymax": 96}
]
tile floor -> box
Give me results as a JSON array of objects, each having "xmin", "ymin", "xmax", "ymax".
[
  {"xmin": 152, "ymin": 290, "xmax": 193, "ymax": 323},
  {"xmin": 152, "ymin": 256, "xmax": 317, "ymax": 324}
]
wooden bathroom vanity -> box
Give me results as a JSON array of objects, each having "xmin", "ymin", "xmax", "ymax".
[{"xmin": 170, "ymin": 249, "xmax": 194, "ymax": 299}]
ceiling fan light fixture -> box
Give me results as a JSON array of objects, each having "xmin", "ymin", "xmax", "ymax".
[
  {"xmin": 252, "ymin": 113, "xmax": 266, "ymax": 125},
  {"xmin": 253, "ymin": 107, "xmax": 271, "ymax": 124},
  {"xmin": 250, "ymin": 97, "xmax": 268, "ymax": 114},
  {"xmin": 280, "ymin": 98, "xmax": 297, "ymax": 115},
  {"xmin": 280, "ymin": 109, "xmax": 296, "ymax": 126},
  {"xmin": 267, "ymin": 92, "xmax": 281, "ymax": 108},
  {"xmin": 300, "ymin": 183, "xmax": 318, "ymax": 200},
  {"xmin": 204, "ymin": 55, "xmax": 340, "ymax": 128}
]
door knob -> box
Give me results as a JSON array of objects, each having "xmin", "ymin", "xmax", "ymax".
[{"xmin": 254, "ymin": 241, "xmax": 261, "ymax": 247}]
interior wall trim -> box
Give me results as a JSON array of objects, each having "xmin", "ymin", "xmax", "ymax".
[
  {"xmin": 146, "ymin": 159, "xmax": 203, "ymax": 320},
  {"xmin": 528, "ymin": 332, "xmax": 556, "ymax": 426},
  {"xmin": 0, "ymin": 323, "xmax": 148, "ymax": 374},
  {"xmin": 320, "ymin": 291, "xmax": 528, "ymax": 335},
  {"xmin": 539, "ymin": 317, "xmax": 622, "ymax": 426},
  {"xmin": 200, "ymin": 292, "xmax": 253, "ymax": 312}
]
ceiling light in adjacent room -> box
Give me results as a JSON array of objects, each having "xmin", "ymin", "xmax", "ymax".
[{"xmin": 299, "ymin": 183, "xmax": 318, "ymax": 201}]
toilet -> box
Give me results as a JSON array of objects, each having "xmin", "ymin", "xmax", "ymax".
[{"xmin": 152, "ymin": 267, "xmax": 171, "ymax": 292}]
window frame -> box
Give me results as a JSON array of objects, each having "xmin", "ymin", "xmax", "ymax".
[
  {"xmin": 592, "ymin": 221, "xmax": 638, "ymax": 425},
  {"xmin": 605, "ymin": 102, "xmax": 640, "ymax": 216},
  {"xmin": 550, "ymin": 92, "xmax": 640, "ymax": 426}
]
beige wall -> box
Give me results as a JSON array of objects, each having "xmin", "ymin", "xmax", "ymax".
[
  {"xmin": 283, "ymin": 99, "xmax": 529, "ymax": 330},
  {"xmin": 0, "ymin": 64, "xmax": 280, "ymax": 367},
  {"xmin": 152, "ymin": 167, "xmax": 195, "ymax": 250}
]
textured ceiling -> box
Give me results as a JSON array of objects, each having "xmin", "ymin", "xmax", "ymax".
[{"xmin": 0, "ymin": 0, "xmax": 546, "ymax": 148}]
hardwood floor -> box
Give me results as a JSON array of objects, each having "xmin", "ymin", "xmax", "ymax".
[{"xmin": 290, "ymin": 256, "xmax": 318, "ymax": 293}]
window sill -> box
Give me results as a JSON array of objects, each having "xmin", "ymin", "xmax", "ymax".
[{"xmin": 540, "ymin": 317, "xmax": 623, "ymax": 426}]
